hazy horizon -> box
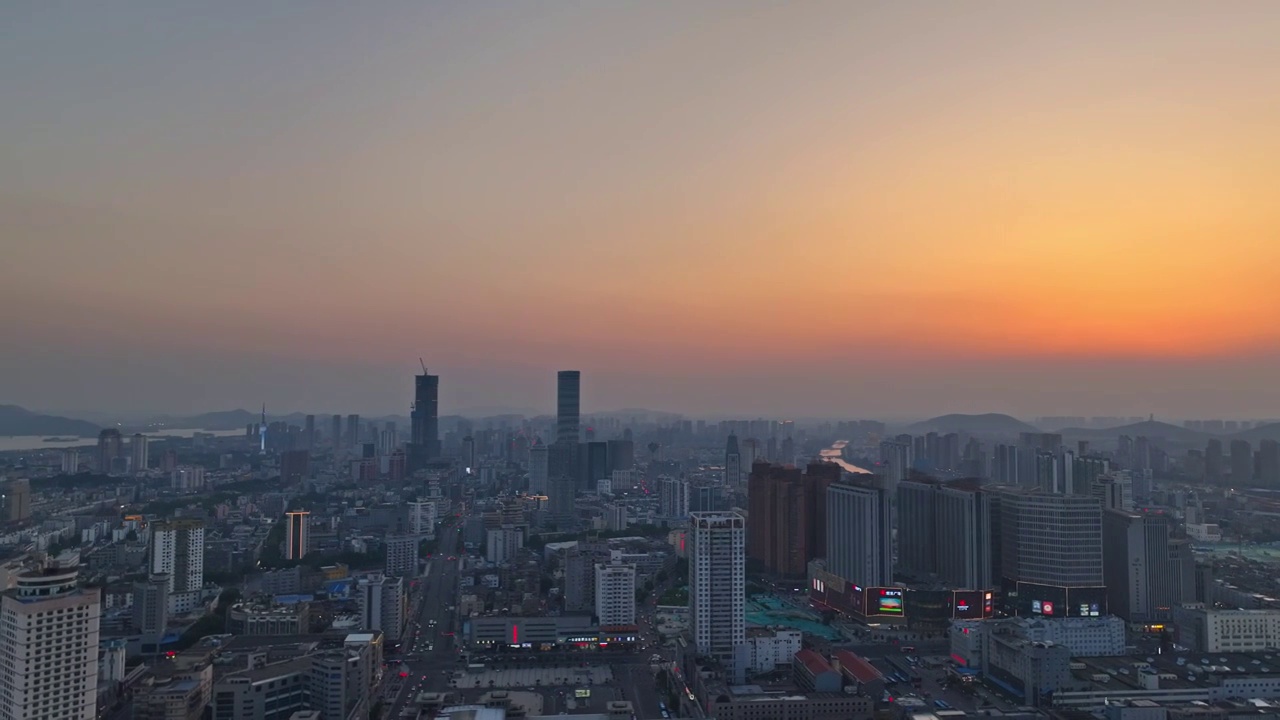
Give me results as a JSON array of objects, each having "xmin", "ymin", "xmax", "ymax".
[{"xmin": 5, "ymin": 2, "xmax": 1280, "ymax": 420}]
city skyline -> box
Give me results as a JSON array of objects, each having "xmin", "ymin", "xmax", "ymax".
[{"xmin": 5, "ymin": 3, "xmax": 1280, "ymax": 418}]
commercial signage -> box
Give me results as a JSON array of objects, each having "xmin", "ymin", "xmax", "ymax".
[{"xmin": 873, "ymin": 588, "xmax": 904, "ymax": 614}]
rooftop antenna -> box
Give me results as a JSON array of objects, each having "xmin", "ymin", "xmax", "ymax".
[{"xmin": 419, "ymin": 357, "xmax": 427, "ymax": 373}]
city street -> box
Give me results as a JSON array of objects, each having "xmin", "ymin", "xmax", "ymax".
[{"xmin": 387, "ymin": 520, "xmax": 462, "ymax": 719}]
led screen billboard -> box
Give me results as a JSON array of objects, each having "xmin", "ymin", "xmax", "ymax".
[{"xmin": 870, "ymin": 587, "xmax": 904, "ymax": 615}]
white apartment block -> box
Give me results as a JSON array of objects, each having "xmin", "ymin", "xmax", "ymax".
[
  {"xmin": 0, "ymin": 562, "xmax": 102, "ymax": 720},
  {"xmin": 690, "ymin": 512, "xmax": 746, "ymax": 678},
  {"xmin": 595, "ymin": 562, "xmax": 637, "ymax": 628},
  {"xmin": 150, "ymin": 519, "xmax": 205, "ymax": 614},
  {"xmin": 408, "ymin": 500, "xmax": 437, "ymax": 537},
  {"xmin": 746, "ymin": 629, "xmax": 803, "ymax": 674}
]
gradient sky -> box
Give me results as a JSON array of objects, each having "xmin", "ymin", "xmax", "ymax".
[{"xmin": 4, "ymin": 1, "xmax": 1280, "ymax": 420}]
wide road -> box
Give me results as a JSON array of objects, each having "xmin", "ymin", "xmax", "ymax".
[{"xmin": 388, "ymin": 519, "xmax": 462, "ymax": 719}]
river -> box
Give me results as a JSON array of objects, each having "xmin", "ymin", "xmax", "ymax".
[
  {"xmin": 820, "ymin": 440, "xmax": 872, "ymax": 474},
  {"xmin": 0, "ymin": 428, "xmax": 243, "ymax": 453}
]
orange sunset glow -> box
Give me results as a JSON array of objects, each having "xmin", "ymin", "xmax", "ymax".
[{"xmin": 3, "ymin": 2, "xmax": 1280, "ymax": 417}]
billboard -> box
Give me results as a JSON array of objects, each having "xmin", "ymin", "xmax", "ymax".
[
  {"xmin": 870, "ymin": 587, "xmax": 904, "ymax": 615},
  {"xmin": 951, "ymin": 590, "xmax": 987, "ymax": 619}
]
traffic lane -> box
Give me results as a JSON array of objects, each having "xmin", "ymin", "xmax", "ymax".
[{"xmin": 617, "ymin": 663, "xmax": 662, "ymax": 720}]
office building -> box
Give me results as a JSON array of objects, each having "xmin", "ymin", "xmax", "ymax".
[
  {"xmin": 584, "ymin": 440, "xmax": 609, "ymax": 493},
  {"xmin": 1092, "ymin": 471, "xmax": 1134, "ymax": 511},
  {"xmin": 689, "ymin": 512, "xmax": 746, "ymax": 680},
  {"xmin": 1103, "ymin": 510, "xmax": 1195, "ymax": 623},
  {"xmin": 285, "ymin": 511, "xmax": 310, "ymax": 560},
  {"xmin": 897, "ymin": 479, "xmax": 938, "ymax": 578},
  {"xmin": 356, "ymin": 574, "xmax": 406, "ymax": 642},
  {"xmin": 725, "ymin": 434, "xmax": 742, "ymax": 487},
  {"xmin": 132, "ymin": 573, "xmax": 169, "ymax": 646},
  {"xmin": 826, "ymin": 477, "xmax": 893, "ymax": 587},
  {"xmin": 150, "ymin": 519, "xmax": 205, "ymax": 614},
  {"xmin": 998, "ymin": 488, "xmax": 1105, "ymax": 617},
  {"xmin": 0, "ymin": 559, "xmax": 101, "ymax": 720},
  {"xmin": 931, "ymin": 481, "xmax": 1000, "ymax": 590},
  {"xmin": 1231, "ymin": 440, "xmax": 1253, "ymax": 484},
  {"xmin": 409, "ymin": 369, "xmax": 441, "ymax": 462},
  {"xmin": 595, "ymin": 562, "xmax": 637, "ymax": 629},
  {"xmin": 528, "ymin": 442, "xmax": 548, "ymax": 494},
  {"xmin": 1, "ymin": 478, "xmax": 31, "ymax": 523},
  {"xmin": 607, "ymin": 438, "xmax": 635, "ymax": 473},
  {"xmin": 385, "ymin": 534, "xmax": 418, "ymax": 577},
  {"xmin": 131, "ymin": 433, "xmax": 149, "ymax": 473},
  {"xmin": 1173, "ymin": 607, "xmax": 1280, "ymax": 653},
  {"xmin": 97, "ymin": 428, "xmax": 123, "ymax": 473},
  {"xmin": 303, "ymin": 414, "xmax": 316, "ymax": 448},
  {"xmin": 556, "ymin": 370, "xmax": 581, "ymax": 445}
]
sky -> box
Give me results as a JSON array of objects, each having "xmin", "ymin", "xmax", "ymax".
[{"xmin": 3, "ymin": 1, "xmax": 1280, "ymax": 420}]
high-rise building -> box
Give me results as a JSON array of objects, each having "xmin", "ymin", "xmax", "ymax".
[
  {"xmin": 595, "ymin": 562, "xmax": 637, "ymax": 629},
  {"xmin": 658, "ymin": 475, "xmax": 689, "ymax": 520},
  {"xmin": 528, "ymin": 442, "xmax": 549, "ymax": 494},
  {"xmin": 746, "ymin": 462, "xmax": 836, "ymax": 578},
  {"xmin": 409, "ymin": 370, "xmax": 441, "ymax": 463},
  {"xmin": 725, "ymin": 435, "xmax": 742, "ymax": 487},
  {"xmin": 998, "ymin": 488, "xmax": 1105, "ymax": 617},
  {"xmin": 1, "ymin": 478, "xmax": 31, "ymax": 523},
  {"xmin": 132, "ymin": 573, "xmax": 169, "ymax": 646},
  {"xmin": 346, "ymin": 415, "xmax": 361, "ymax": 450},
  {"xmin": 556, "ymin": 370, "xmax": 581, "ymax": 445},
  {"xmin": 1103, "ymin": 510, "xmax": 1195, "ymax": 623},
  {"xmin": 878, "ymin": 441, "xmax": 911, "ymax": 484},
  {"xmin": 461, "ymin": 435, "xmax": 476, "ymax": 471},
  {"xmin": 1204, "ymin": 439, "xmax": 1224, "ymax": 483},
  {"xmin": 826, "ymin": 477, "xmax": 893, "ymax": 587},
  {"xmin": 896, "ymin": 479, "xmax": 939, "ymax": 578},
  {"xmin": 60, "ymin": 448, "xmax": 80, "ymax": 474},
  {"xmin": 0, "ymin": 559, "xmax": 101, "ymax": 720},
  {"xmin": 1259, "ymin": 440, "xmax": 1280, "ymax": 487},
  {"xmin": 408, "ymin": 500, "xmax": 437, "ymax": 536},
  {"xmin": 285, "ymin": 511, "xmax": 310, "ymax": 560},
  {"xmin": 1231, "ymin": 440, "xmax": 1253, "ymax": 484},
  {"xmin": 992, "ymin": 444, "xmax": 1020, "ymax": 485},
  {"xmin": 937, "ymin": 483, "xmax": 1000, "ymax": 590},
  {"xmin": 689, "ymin": 512, "xmax": 746, "ymax": 681},
  {"xmin": 485, "ymin": 526, "xmax": 524, "ymax": 565},
  {"xmin": 130, "ymin": 433, "xmax": 149, "ymax": 473},
  {"xmin": 356, "ymin": 574, "xmax": 406, "ymax": 642},
  {"xmin": 304, "ymin": 414, "xmax": 316, "ymax": 448},
  {"xmin": 150, "ymin": 519, "xmax": 205, "ymax": 614},
  {"xmin": 584, "ymin": 440, "xmax": 609, "ymax": 493},
  {"xmin": 385, "ymin": 535, "xmax": 418, "ymax": 577},
  {"xmin": 97, "ymin": 428, "xmax": 123, "ymax": 473},
  {"xmin": 1091, "ymin": 471, "xmax": 1134, "ymax": 511},
  {"xmin": 331, "ymin": 415, "xmax": 342, "ymax": 451},
  {"xmin": 548, "ymin": 474, "xmax": 577, "ymax": 528}
]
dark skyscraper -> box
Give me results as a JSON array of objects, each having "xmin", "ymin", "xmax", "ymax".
[
  {"xmin": 725, "ymin": 434, "xmax": 742, "ymax": 487},
  {"xmin": 556, "ymin": 370, "xmax": 581, "ymax": 445},
  {"xmin": 303, "ymin": 414, "xmax": 316, "ymax": 449},
  {"xmin": 97, "ymin": 428, "xmax": 123, "ymax": 473},
  {"xmin": 1230, "ymin": 440, "xmax": 1253, "ymax": 484},
  {"xmin": 346, "ymin": 414, "xmax": 360, "ymax": 449},
  {"xmin": 1204, "ymin": 439, "xmax": 1224, "ymax": 483},
  {"xmin": 410, "ymin": 369, "xmax": 441, "ymax": 459}
]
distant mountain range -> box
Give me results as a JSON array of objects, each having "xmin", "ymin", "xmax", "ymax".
[
  {"xmin": 0, "ymin": 405, "xmax": 101, "ymax": 437},
  {"xmin": 907, "ymin": 413, "xmax": 1041, "ymax": 435},
  {"xmin": 1053, "ymin": 420, "xmax": 1208, "ymax": 443}
]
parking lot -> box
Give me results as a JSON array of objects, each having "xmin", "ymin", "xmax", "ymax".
[{"xmin": 450, "ymin": 664, "xmax": 614, "ymax": 689}]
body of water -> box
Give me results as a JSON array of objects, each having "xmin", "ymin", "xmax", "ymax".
[
  {"xmin": 0, "ymin": 428, "xmax": 243, "ymax": 453},
  {"xmin": 820, "ymin": 440, "xmax": 872, "ymax": 474}
]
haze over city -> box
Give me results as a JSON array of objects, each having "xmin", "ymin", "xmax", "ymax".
[{"xmin": 4, "ymin": 2, "xmax": 1280, "ymax": 418}]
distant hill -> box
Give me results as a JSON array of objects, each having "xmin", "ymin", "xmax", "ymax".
[
  {"xmin": 0, "ymin": 405, "xmax": 101, "ymax": 437},
  {"xmin": 1055, "ymin": 420, "xmax": 1207, "ymax": 443},
  {"xmin": 1232, "ymin": 422, "xmax": 1280, "ymax": 444},
  {"xmin": 908, "ymin": 413, "xmax": 1040, "ymax": 435}
]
